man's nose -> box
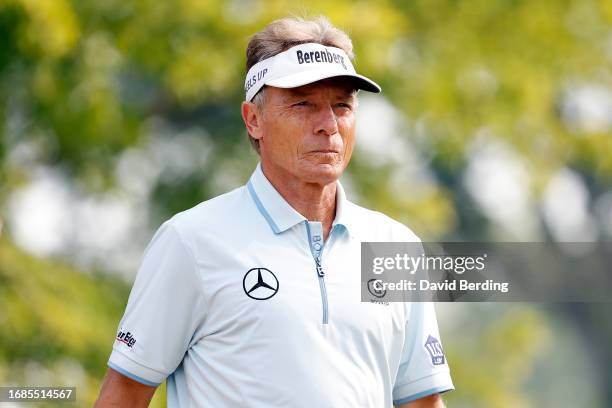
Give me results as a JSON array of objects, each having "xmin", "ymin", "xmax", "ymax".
[{"xmin": 314, "ymin": 104, "xmax": 339, "ymax": 136}]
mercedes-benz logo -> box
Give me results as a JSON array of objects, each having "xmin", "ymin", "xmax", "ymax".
[
  {"xmin": 367, "ymin": 278, "xmax": 387, "ymax": 298},
  {"xmin": 243, "ymin": 268, "xmax": 279, "ymax": 300}
]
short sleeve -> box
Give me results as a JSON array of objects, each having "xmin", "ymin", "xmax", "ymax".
[
  {"xmin": 107, "ymin": 221, "xmax": 206, "ymax": 386},
  {"xmin": 392, "ymin": 302, "xmax": 454, "ymax": 405}
]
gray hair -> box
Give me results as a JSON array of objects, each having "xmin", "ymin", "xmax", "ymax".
[{"xmin": 245, "ymin": 16, "xmax": 355, "ymax": 154}]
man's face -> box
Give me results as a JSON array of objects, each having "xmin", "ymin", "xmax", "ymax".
[{"xmin": 256, "ymin": 78, "xmax": 358, "ymax": 186}]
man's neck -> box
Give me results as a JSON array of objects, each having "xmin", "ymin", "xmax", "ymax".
[{"xmin": 260, "ymin": 163, "xmax": 337, "ymax": 241}]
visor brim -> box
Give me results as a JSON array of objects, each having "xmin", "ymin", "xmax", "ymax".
[{"xmin": 265, "ymin": 71, "xmax": 381, "ymax": 94}]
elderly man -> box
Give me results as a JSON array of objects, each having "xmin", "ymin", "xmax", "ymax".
[{"xmin": 95, "ymin": 16, "xmax": 454, "ymax": 408}]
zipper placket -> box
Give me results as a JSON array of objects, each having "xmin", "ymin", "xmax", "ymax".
[{"xmin": 305, "ymin": 221, "xmax": 329, "ymax": 324}]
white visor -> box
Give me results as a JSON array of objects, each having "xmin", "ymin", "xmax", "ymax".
[{"xmin": 244, "ymin": 42, "xmax": 381, "ymax": 101}]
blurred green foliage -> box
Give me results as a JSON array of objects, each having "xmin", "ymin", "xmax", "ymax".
[
  {"xmin": 0, "ymin": 240, "xmax": 167, "ymax": 406},
  {"xmin": 1, "ymin": 0, "xmax": 611, "ymax": 406}
]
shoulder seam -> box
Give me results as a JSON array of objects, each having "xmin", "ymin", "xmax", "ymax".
[{"xmin": 165, "ymin": 222, "xmax": 209, "ymax": 324}]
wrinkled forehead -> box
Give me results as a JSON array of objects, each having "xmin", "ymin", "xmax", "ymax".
[{"xmin": 276, "ymin": 77, "xmax": 359, "ymax": 99}]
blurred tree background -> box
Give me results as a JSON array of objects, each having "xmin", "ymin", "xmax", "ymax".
[{"xmin": 1, "ymin": 0, "xmax": 611, "ymax": 406}]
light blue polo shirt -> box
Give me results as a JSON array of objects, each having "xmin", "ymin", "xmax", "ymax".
[{"xmin": 107, "ymin": 163, "xmax": 454, "ymax": 407}]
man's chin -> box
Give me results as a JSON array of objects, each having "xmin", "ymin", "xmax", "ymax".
[{"xmin": 301, "ymin": 163, "xmax": 343, "ymax": 185}]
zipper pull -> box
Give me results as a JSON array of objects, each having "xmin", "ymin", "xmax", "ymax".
[{"xmin": 315, "ymin": 256, "xmax": 325, "ymax": 277}]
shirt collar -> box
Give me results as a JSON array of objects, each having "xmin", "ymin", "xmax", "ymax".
[
  {"xmin": 332, "ymin": 178, "xmax": 352, "ymax": 233},
  {"xmin": 246, "ymin": 162, "xmax": 352, "ymax": 234}
]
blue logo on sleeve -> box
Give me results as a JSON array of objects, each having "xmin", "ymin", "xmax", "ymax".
[{"xmin": 424, "ymin": 335, "xmax": 445, "ymax": 365}]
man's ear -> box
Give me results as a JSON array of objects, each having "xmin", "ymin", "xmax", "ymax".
[{"xmin": 241, "ymin": 101, "xmax": 264, "ymax": 141}]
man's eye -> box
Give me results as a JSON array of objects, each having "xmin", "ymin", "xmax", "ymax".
[
  {"xmin": 293, "ymin": 101, "xmax": 308, "ymax": 107},
  {"xmin": 336, "ymin": 103, "xmax": 352, "ymax": 110}
]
